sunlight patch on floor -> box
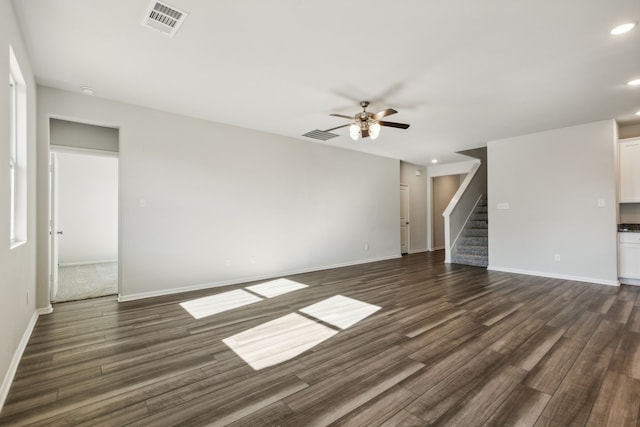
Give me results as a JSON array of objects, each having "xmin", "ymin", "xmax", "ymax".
[
  {"xmin": 299, "ymin": 295, "xmax": 382, "ymax": 329},
  {"xmin": 222, "ymin": 313, "xmax": 338, "ymax": 370},
  {"xmin": 180, "ymin": 289, "xmax": 263, "ymax": 319},
  {"xmin": 245, "ymin": 278, "xmax": 308, "ymax": 298}
]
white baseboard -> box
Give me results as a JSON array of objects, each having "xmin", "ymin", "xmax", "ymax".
[
  {"xmin": 58, "ymin": 259, "xmax": 117, "ymax": 267},
  {"xmin": 431, "ymin": 246, "xmax": 445, "ymax": 251},
  {"xmin": 620, "ymin": 277, "xmax": 640, "ymax": 286},
  {"xmin": 118, "ymin": 254, "xmax": 402, "ymax": 302},
  {"xmin": 487, "ymin": 266, "xmax": 619, "ymax": 287},
  {"xmin": 0, "ymin": 305, "xmax": 51, "ymax": 411}
]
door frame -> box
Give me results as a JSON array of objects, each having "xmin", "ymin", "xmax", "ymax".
[
  {"xmin": 49, "ymin": 152, "xmax": 59, "ymax": 301},
  {"xmin": 400, "ymin": 183, "xmax": 410, "ymax": 254},
  {"xmin": 49, "ymin": 145, "xmax": 120, "ymax": 303}
]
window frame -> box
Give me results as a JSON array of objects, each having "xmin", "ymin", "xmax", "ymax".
[{"xmin": 9, "ymin": 46, "xmax": 26, "ymax": 249}]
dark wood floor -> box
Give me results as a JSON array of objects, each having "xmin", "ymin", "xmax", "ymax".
[{"xmin": 2, "ymin": 251, "xmax": 640, "ymax": 426}]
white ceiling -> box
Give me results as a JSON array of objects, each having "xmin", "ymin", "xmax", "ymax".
[{"xmin": 12, "ymin": 0, "xmax": 640, "ymax": 165}]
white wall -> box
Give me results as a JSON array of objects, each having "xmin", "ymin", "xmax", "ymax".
[
  {"xmin": 0, "ymin": 0, "xmax": 39, "ymax": 408},
  {"xmin": 57, "ymin": 152, "xmax": 118, "ymax": 265},
  {"xmin": 488, "ymin": 120, "xmax": 618, "ymax": 285},
  {"xmin": 400, "ymin": 161, "xmax": 427, "ymax": 253},
  {"xmin": 37, "ymin": 87, "xmax": 400, "ymax": 302}
]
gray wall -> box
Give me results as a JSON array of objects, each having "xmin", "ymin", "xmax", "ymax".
[
  {"xmin": 488, "ymin": 120, "xmax": 618, "ymax": 285},
  {"xmin": 620, "ymin": 204, "xmax": 640, "ymax": 223},
  {"xmin": 50, "ymin": 118, "xmax": 119, "ymax": 152},
  {"xmin": 37, "ymin": 87, "xmax": 401, "ymax": 302},
  {"xmin": 400, "ymin": 161, "xmax": 427, "ymax": 253},
  {"xmin": 432, "ymin": 175, "xmax": 463, "ymax": 249},
  {"xmin": 619, "ymin": 123, "xmax": 640, "ymax": 139},
  {"xmin": 0, "ymin": 0, "xmax": 38, "ymax": 407}
]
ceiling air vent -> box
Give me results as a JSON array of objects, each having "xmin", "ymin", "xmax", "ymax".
[
  {"xmin": 142, "ymin": 1, "xmax": 188, "ymax": 37},
  {"xmin": 302, "ymin": 130, "xmax": 340, "ymax": 141}
]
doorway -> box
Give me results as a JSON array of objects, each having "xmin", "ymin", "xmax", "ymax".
[
  {"xmin": 50, "ymin": 150, "xmax": 119, "ymax": 302},
  {"xmin": 400, "ymin": 184, "xmax": 410, "ymax": 254},
  {"xmin": 431, "ymin": 175, "xmax": 464, "ymax": 250}
]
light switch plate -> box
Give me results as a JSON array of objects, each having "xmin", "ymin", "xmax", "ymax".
[
  {"xmin": 497, "ymin": 202, "xmax": 510, "ymax": 210},
  {"xmin": 597, "ymin": 198, "xmax": 605, "ymax": 208}
]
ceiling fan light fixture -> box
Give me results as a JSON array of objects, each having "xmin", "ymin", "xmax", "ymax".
[
  {"xmin": 369, "ymin": 122, "xmax": 381, "ymax": 140},
  {"xmin": 349, "ymin": 123, "xmax": 360, "ymax": 140}
]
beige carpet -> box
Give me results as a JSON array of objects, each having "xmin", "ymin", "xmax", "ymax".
[{"xmin": 54, "ymin": 262, "xmax": 118, "ymax": 302}]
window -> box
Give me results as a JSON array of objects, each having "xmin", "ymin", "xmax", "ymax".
[{"xmin": 9, "ymin": 46, "xmax": 26, "ymax": 248}]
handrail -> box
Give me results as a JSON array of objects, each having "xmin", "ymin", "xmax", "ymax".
[{"xmin": 443, "ymin": 160, "xmax": 484, "ymax": 263}]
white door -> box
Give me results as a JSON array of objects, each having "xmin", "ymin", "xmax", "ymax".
[
  {"xmin": 400, "ymin": 184, "xmax": 410, "ymax": 254},
  {"xmin": 49, "ymin": 153, "xmax": 60, "ymax": 301}
]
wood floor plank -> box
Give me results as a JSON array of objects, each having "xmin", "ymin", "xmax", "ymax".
[
  {"xmin": 226, "ymin": 401, "xmax": 294, "ymax": 427},
  {"xmin": 379, "ymin": 409, "xmax": 426, "ymax": 427},
  {"xmin": 537, "ymin": 348, "xmax": 612, "ymax": 426},
  {"xmin": 431, "ymin": 364, "xmax": 527, "ymax": 426},
  {"xmin": 508, "ymin": 325, "xmax": 566, "ymax": 371},
  {"xmin": 483, "ymin": 384, "xmax": 551, "ymax": 427},
  {"xmin": 524, "ymin": 337, "xmax": 584, "ymax": 395},
  {"xmin": 586, "ymin": 371, "xmax": 640, "ymax": 427},
  {"xmin": 404, "ymin": 348, "xmax": 505, "ymax": 423},
  {"xmin": 627, "ymin": 306, "xmax": 640, "ymax": 333},
  {"xmin": 609, "ymin": 330, "xmax": 640, "ymax": 380},
  {"xmin": 281, "ymin": 358, "xmax": 423, "ymax": 426},
  {"xmin": 2, "ymin": 252, "xmax": 640, "ymax": 426},
  {"xmin": 328, "ymin": 384, "xmax": 417, "ymax": 427}
]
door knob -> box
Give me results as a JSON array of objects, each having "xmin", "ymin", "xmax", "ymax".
[{"xmin": 57, "ymin": 230, "xmax": 64, "ymax": 235}]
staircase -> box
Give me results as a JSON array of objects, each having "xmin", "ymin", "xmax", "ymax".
[{"xmin": 451, "ymin": 199, "xmax": 488, "ymax": 267}]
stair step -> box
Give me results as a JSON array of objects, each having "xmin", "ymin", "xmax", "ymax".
[
  {"xmin": 459, "ymin": 236, "xmax": 488, "ymax": 246},
  {"xmin": 450, "ymin": 198, "xmax": 488, "ymax": 268},
  {"xmin": 455, "ymin": 245, "xmax": 488, "ymax": 256},
  {"xmin": 451, "ymin": 254, "xmax": 488, "ymax": 267},
  {"xmin": 464, "ymin": 228, "xmax": 488, "ymax": 238},
  {"xmin": 467, "ymin": 220, "xmax": 487, "ymax": 229}
]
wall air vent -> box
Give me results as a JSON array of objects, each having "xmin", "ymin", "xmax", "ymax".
[{"xmin": 142, "ymin": 1, "xmax": 188, "ymax": 37}]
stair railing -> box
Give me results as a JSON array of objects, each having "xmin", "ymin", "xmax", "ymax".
[{"xmin": 443, "ymin": 160, "xmax": 485, "ymax": 263}]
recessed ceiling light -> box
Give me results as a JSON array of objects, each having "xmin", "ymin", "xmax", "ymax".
[
  {"xmin": 628, "ymin": 79, "xmax": 640, "ymax": 87},
  {"xmin": 81, "ymin": 86, "xmax": 95, "ymax": 95},
  {"xmin": 636, "ymin": 111, "xmax": 640, "ymax": 116},
  {"xmin": 431, "ymin": 159, "xmax": 438, "ymax": 164},
  {"xmin": 610, "ymin": 22, "xmax": 637, "ymax": 35}
]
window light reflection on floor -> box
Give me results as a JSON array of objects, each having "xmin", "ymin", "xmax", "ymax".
[
  {"xmin": 179, "ymin": 289, "xmax": 263, "ymax": 319},
  {"xmin": 223, "ymin": 295, "xmax": 381, "ymax": 370},
  {"xmin": 299, "ymin": 294, "xmax": 382, "ymax": 329},
  {"xmin": 180, "ymin": 278, "xmax": 309, "ymax": 319},
  {"xmin": 223, "ymin": 313, "xmax": 338, "ymax": 370},
  {"xmin": 245, "ymin": 278, "xmax": 308, "ymax": 298}
]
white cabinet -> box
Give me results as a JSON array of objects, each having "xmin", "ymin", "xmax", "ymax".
[
  {"xmin": 620, "ymin": 232, "xmax": 640, "ymax": 285},
  {"xmin": 620, "ymin": 138, "xmax": 640, "ymax": 202}
]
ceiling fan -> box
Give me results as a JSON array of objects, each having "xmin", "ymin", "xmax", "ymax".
[{"xmin": 302, "ymin": 101, "xmax": 410, "ymax": 141}]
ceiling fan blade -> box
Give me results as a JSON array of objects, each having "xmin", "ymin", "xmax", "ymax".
[
  {"xmin": 330, "ymin": 114, "xmax": 355, "ymax": 120},
  {"xmin": 324, "ymin": 123, "xmax": 350, "ymax": 132},
  {"xmin": 361, "ymin": 128, "xmax": 369, "ymax": 138},
  {"xmin": 373, "ymin": 108, "xmax": 397, "ymax": 120},
  {"xmin": 378, "ymin": 120, "xmax": 410, "ymax": 129}
]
